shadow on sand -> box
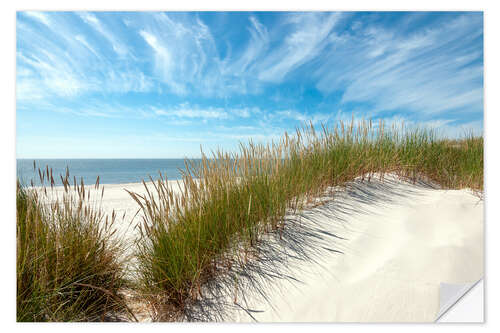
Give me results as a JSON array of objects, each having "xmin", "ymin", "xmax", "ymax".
[{"xmin": 181, "ymin": 174, "xmax": 439, "ymax": 322}]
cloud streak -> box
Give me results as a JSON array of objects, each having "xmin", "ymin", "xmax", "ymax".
[
  {"xmin": 314, "ymin": 13, "xmax": 483, "ymax": 118},
  {"xmin": 17, "ymin": 12, "xmax": 154, "ymax": 102},
  {"xmin": 257, "ymin": 12, "xmax": 342, "ymax": 82},
  {"xmin": 151, "ymin": 103, "xmax": 262, "ymax": 121},
  {"xmin": 78, "ymin": 12, "xmax": 129, "ymax": 57}
]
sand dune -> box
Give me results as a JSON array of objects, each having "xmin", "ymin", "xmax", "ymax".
[
  {"xmin": 36, "ymin": 174, "xmax": 483, "ymax": 322},
  {"xmin": 182, "ymin": 174, "xmax": 483, "ymax": 322}
]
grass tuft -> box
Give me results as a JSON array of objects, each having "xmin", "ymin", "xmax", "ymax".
[
  {"xmin": 16, "ymin": 167, "xmax": 133, "ymax": 322},
  {"xmin": 130, "ymin": 119, "xmax": 483, "ymax": 320}
]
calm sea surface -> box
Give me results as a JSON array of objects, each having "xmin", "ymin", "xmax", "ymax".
[{"xmin": 16, "ymin": 159, "xmax": 202, "ymax": 186}]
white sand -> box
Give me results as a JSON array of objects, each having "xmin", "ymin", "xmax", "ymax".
[
  {"xmin": 37, "ymin": 174, "xmax": 483, "ymax": 322},
  {"xmin": 216, "ymin": 174, "xmax": 484, "ymax": 322}
]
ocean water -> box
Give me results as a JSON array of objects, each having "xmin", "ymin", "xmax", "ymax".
[{"xmin": 16, "ymin": 159, "xmax": 202, "ymax": 186}]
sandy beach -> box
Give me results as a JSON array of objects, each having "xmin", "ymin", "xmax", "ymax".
[
  {"xmin": 38, "ymin": 174, "xmax": 483, "ymax": 322},
  {"xmin": 38, "ymin": 180, "xmax": 186, "ymax": 245}
]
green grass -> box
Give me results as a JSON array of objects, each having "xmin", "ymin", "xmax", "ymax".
[
  {"xmin": 130, "ymin": 119, "xmax": 483, "ymax": 320},
  {"xmin": 16, "ymin": 168, "xmax": 133, "ymax": 322}
]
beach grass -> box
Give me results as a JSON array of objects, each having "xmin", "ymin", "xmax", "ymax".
[
  {"xmin": 16, "ymin": 119, "xmax": 483, "ymax": 321},
  {"xmin": 129, "ymin": 119, "xmax": 483, "ymax": 320},
  {"xmin": 16, "ymin": 167, "xmax": 133, "ymax": 322}
]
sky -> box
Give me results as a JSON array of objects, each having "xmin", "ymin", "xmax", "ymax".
[{"xmin": 16, "ymin": 11, "xmax": 483, "ymax": 158}]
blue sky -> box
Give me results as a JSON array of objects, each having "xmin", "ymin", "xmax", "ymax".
[{"xmin": 16, "ymin": 11, "xmax": 483, "ymax": 158}]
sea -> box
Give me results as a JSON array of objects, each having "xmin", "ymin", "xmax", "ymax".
[{"xmin": 16, "ymin": 159, "xmax": 202, "ymax": 186}]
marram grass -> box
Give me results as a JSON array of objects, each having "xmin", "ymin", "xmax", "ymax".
[
  {"xmin": 129, "ymin": 119, "xmax": 483, "ymax": 320},
  {"xmin": 16, "ymin": 167, "xmax": 134, "ymax": 322},
  {"xmin": 16, "ymin": 119, "xmax": 482, "ymax": 321}
]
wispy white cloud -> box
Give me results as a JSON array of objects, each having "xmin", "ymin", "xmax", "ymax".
[
  {"xmin": 28, "ymin": 100, "xmax": 137, "ymax": 118},
  {"xmin": 17, "ymin": 51, "xmax": 90, "ymax": 99},
  {"xmin": 78, "ymin": 12, "xmax": 129, "ymax": 57},
  {"xmin": 74, "ymin": 34, "xmax": 100, "ymax": 58},
  {"xmin": 227, "ymin": 16, "xmax": 270, "ymax": 76},
  {"xmin": 314, "ymin": 14, "xmax": 483, "ymax": 117},
  {"xmin": 106, "ymin": 68, "xmax": 154, "ymax": 93},
  {"xmin": 139, "ymin": 29, "xmax": 184, "ymax": 94},
  {"xmin": 24, "ymin": 11, "xmax": 52, "ymax": 27},
  {"xmin": 154, "ymin": 106, "xmax": 229, "ymax": 120},
  {"xmin": 135, "ymin": 13, "xmax": 344, "ymax": 97},
  {"xmin": 17, "ymin": 12, "xmax": 154, "ymax": 102},
  {"xmin": 137, "ymin": 13, "xmax": 228, "ymax": 96},
  {"xmin": 275, "ymin": 109, "xmax": 333, "ymax": 125},
  {"xmin": 257, "ymin": 12, "xmax": 342, "ymax": 82},
  {"xmin": 231, "ymin": 107, "xmax": 261, "ymax": 118},
  {"xmin": 151, "ymin": 103, "xmax": 261, "ymax": 121}
]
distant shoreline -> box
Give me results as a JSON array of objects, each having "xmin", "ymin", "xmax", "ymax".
[{"xmin": 17, "ymin": 158, "xmax": 202, "ymax": 186}]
